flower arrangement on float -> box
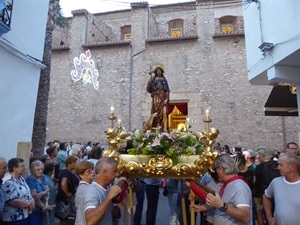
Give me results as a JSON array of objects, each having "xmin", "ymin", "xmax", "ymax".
[
  {"xmin": 119, "ymin": 128, "xmax": 204, "ymax": 164},
  {"xmin": 105, "ymin": 106, "xmax": 219, "ymax": 178}
]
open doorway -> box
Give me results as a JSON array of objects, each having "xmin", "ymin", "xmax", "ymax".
[{"xmin": 167, "ymin": 102, "xmax": 188, "ymax": 131}]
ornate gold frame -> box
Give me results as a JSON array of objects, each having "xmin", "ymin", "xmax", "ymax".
[{"xmin": 104, "ymin": 118, "xmax": 219, "ymax": 178}]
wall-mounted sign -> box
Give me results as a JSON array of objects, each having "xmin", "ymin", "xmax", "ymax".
[{"xmin": 70, "ymin": 50, "xmax": 99, "ymax": 90}]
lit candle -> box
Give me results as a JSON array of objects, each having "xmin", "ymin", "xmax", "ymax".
[
  {"xmin": 110, "ymin": 106, "xmax": 114, "ymax": 114},
  {"xmin": 117, "ymin": 119, "xmax": 121, "ymax": 128},
  {"xmin": 186, "ymin": 117, "xmax": 190, "ymax": 128},
  {"xmin": 205, "ymin": 109, "xmax": 209, "ymax": 120}
]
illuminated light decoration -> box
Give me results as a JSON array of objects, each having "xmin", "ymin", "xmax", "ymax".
[
  {"xmin": 171, "ymin": 29, "xmax": 182, "ymax": 37},
  {"xmin": 124, "ymin": 34, "xmax": 132, "ymax": 40},
  {"xmin": 82, "ymin": 68, "xmax": 92, "ymax": 84},
  {"xmin": 221, "ymin": 24, "xmax": 233, "ymax": 33},
  {"xmin": 71, "ymin": 50, "xmax": 99, "ymax": 90}
]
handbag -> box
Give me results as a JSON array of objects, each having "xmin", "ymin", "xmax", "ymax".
[
  {"xmin": 163, "ymin": 186, "xmax": 169, "ymax": 196},
  {"xmin": 55, "ymin": 200, "xmax": 71, "ymax": 220}
]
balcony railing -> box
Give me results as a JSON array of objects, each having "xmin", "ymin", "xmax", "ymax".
[{"xmin": 0, "ymin": 0, "xmax": 13, "ymax": 35}]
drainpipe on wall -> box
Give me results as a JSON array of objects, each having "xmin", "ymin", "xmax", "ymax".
[
  {"xmin": 84, "ymin": 11, "xmax": 89, "ymax": 44},
  {"xmin": 128, "ymin": 3, "xmax": 150, "ymax": 130},
  {"xmin": 147, "ymin": 4, "xmax": 150, "ymax": 38},
  {"xmin": 281, "ymin": 116, "xmax": 286, "ymax": 150},
  {"xmin": 128, "ymin": 44, "xmax": 148, "ymax": 130}
]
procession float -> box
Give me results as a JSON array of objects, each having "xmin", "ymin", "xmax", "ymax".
[{"xmin": 104, "ymin": 64, "xmax": 220, "ymax": 225}]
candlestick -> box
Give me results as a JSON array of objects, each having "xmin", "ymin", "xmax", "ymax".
[
  {"xmin": 110, "ymin": 106, "xmax": 115, "ymax": 114},
  {"xmin": 205, "ymin": 109, "xmax": 209, "ymax": 120},
  {"xmin": 185, "ymin": 117, "xmax": 190, "ymax": 131},
  {"xmin": 203, "ymin": 117, "xmax": 212, "ymax": 133},
  {"xmin": 117, "ymin": 119, "xmax": 121, "ymax": 128},
  {"xmin": 109, "ymin": 106, "xmax": 117, "ymax": 128}
]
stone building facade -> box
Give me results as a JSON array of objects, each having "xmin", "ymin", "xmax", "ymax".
[{"xmin": 47, "ymin": 0, "xmax": 298, "ymax": 151}]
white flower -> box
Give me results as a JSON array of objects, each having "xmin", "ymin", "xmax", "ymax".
[
  {"xmin": 152, "ymin": 137, "xmax": 161, "ymax": 147},
  {"xmin": 145, "ymin": 130, "xmax": 151, "ymax": 137}
]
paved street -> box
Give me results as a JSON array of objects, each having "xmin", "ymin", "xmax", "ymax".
[{"xmin": 139, "ymin": 188, "xmax": 201, "ymax": 225}]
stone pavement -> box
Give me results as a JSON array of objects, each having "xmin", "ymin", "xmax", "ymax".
[{"xmin": 139, "ymin": 188, "xmax": 201, "ymax": 225}]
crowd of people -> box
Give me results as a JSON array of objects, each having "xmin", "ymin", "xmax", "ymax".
[
  {"xmin": 0, "ymin": 141, "xmax": 299, "ymax": 225},
  {"xmin": 187, "ymin": 142, "xmax": 300, "ymax": 225},
  {"xmin": 0, "ymin": 141, "xmax": 110, "ymax": 225}
]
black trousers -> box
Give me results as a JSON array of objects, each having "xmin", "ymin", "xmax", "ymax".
[{"xmin": 145, "ymin": 184, "xmax": 160, "ymax": 225}]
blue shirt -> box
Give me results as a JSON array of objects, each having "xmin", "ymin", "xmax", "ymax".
[
  {"xmin": 57, "ymin": 150, "xmax": 68, "ymax": 170},
  {"xmin": 144, "ymin": 178, "xmax": 161, "ymax": 186},
  {"xmin": 0, "ymin": 176, "xmax": 32, "ymax": 221},
  {"xmin": 200, "ymin": 172, "xmax": 212, "ymax": 185},
  {"xmin": 26, "ymin": 174, "xmax": 48, "ymax": 208},
  {"xmin": 0, "ymin": 180, "xmax": 4, "ymax": 212}
]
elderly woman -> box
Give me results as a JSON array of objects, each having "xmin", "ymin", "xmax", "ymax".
[
  {"xmin": 70, "ymin": 144, "xmax": 83, "ymax": 161},
  {"xmin": 26, "ymin": 160, "xmax": 52, "ymax": 225},
  {"xmin": 41, "ymin": 163, "xmax": 57, "ymax": 225},
  {"xmin": 0, "ymin": 158, "xmax": 35, "ymax": 225},
  {"xmin": 56, "ymin": 155, "xmax": 79, "ymax": 225},
  {"xmin": 74, "ymin": 161, "xmax": 95, "ymax": 225}
]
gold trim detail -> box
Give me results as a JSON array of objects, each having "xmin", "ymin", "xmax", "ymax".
[{"xmin": 104, "ymin": 124, "xmax": 219, "ymax": 178}]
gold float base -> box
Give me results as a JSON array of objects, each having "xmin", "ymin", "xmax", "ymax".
[{"xmin": 117, "ymin": 153, "xmax": 217, "ymax": 179}]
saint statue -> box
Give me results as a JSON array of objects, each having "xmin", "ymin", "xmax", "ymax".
[{"xmin": 144, "ymin": 66, "xmax": 170, "ymax": 132}]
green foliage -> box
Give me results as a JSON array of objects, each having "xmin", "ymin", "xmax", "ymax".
[{"xmin": 126, "ymin": 130, "xmax": 204, "ymax": 162}]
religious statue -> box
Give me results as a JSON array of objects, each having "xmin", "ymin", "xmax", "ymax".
[{"xmin": 144, "ymin": 66, "xmax": 170, "ymax": 132}]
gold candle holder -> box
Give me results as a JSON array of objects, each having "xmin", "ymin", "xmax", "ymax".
[
  {"xmin": 203, "ymin": 118, "xmax": 212, "ymax": 132},
  {"xmin": 109, "ymin": 113, "xmax": 117, "ymax": 128},
  {"xmin": 117, "ymin": 119, "xmax": 122, "ymax": 129},
  {"xmin": 185, "ymin": 117, "xmax": 190, "ymax": 132},
  {"xmin": 204, "ymin": 108, "xmax": 211, "ymax": 132},
  {"xmin": 109, "ymin": 106, "xmax": 117, "ymax": 128}
]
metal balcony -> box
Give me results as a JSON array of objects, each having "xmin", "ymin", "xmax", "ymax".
[{"xmin": 0, "ymin": 0, "xmax": 13, "ymax": 35}]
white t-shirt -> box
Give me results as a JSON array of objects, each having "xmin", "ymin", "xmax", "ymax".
[
  {"xmin": 214, "ymin": 179, "xmax": 252, "ymax": 225},
  {"xmin": 265, "ymin": 176, "xmax": 300, "ymax": 225},
  {"xmin": 84, "ymin": 182, "xmax": 113, "ymax": 225}
]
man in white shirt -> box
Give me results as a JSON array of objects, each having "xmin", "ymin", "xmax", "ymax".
[
  {"xmin": 82, "ymin": 157, "xmax": 122, "ymax": 225},
  {"xmin": 263, "ymin": 153, "xmax": 300, "ymax": 225}
]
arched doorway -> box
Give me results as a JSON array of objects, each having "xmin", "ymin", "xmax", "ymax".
[{"xmin": 167, "ymin": 102, "xmax": 188, "ymax": 131}]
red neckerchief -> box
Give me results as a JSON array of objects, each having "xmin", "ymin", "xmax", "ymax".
[{"xmin": 219, "ymin": 175, "xmax": 247, "ymax": 197}]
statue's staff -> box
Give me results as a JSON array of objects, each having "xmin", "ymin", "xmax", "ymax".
[
  {"xmin": 190, "ymin": 189, "xmax": 195, "ymax": 225},
  {"xmin": 129, "ymin": 182, "xmax": 134, "ymax": 225},
  {"xmin": 180, "ymin": 179, "xmax": 187, "ymax": 225}
]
